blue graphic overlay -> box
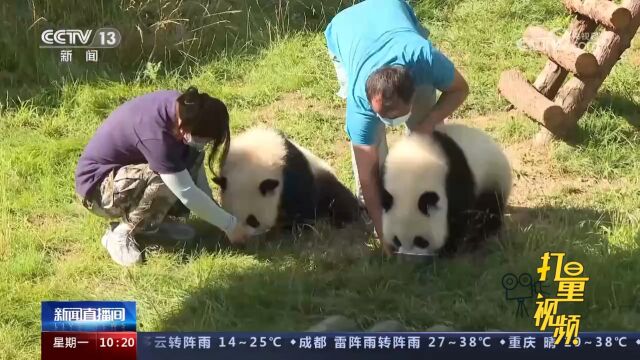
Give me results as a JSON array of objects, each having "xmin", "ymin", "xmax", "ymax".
[
  {"xmin": 137, "ymin": 332, "xmax": 640, "ymax": 360},
  {"xmin": 41, "ymin": 301, "xmax": 136, "ymax": 332}
]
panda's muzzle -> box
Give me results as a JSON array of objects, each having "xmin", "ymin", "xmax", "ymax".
[{"xmin": 391, "ymin": 236, "xmax": 431, "ymax": 251}]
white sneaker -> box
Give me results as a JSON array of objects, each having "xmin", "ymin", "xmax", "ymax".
[{"xmin": 101, "ymin": 227, "xmax": 142, "ymax": 267}]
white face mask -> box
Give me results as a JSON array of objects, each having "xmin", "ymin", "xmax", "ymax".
[
  {"xmin": 183, "ymin": 133, "xmax": 210, "ymax": 151},
  {"xmin": 377, "ymin": 111, "xmax": 412, "ymax": 127}
]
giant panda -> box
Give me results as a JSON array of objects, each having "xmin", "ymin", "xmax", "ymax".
[
  {"xmin": 212, "ymin": 127, "xmax": 360, "ymax": 238},
  {"xmin": 380, "ymin": 123, "xmax": 512, "ymax": 257}
]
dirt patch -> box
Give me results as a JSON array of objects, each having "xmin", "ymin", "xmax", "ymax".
[
  {"xmin": 26, "ymin": 213, "xmax": 70, "ymax": 228},
  {"xmin": 449, "ymin": 115, "xmax": 626, "ymax": 217},
  {"xmin": 333, "ymin": 138, "xmax": 352, "ymax": 164},
  {"xmin": 455, "ymin": 114, "xmax": 503, "ymax": 130},
  {"xmin": 504, "ymin": 139, "xmax": 560, "ymax": 207},
  {"xmin": 630, "ymin": 49, "xmax": 640, "ymax": 67},
  {"xmin": 255, "ymin": 92, "xmax": 343, "ymax": 125},
  {"xmin": 503, "ymin": 134, "xmax": 626, "ymax": 208},
  {"xmin": 253, "ymin": 92, "xmax": 352, "ymax": 160},
  {"xmin": 628, "ymin": 30, "xmax": 640, "ymax": 67}
]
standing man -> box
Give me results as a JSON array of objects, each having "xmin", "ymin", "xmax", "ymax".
[{"xmin": 324, "ymin": 0, "xmax": 469, "ymax": 253}]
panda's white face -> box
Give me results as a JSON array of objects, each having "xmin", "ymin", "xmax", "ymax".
[
  {"xmin": 214, "ymin": 166, "xmax": 283, "ymax": 236},
  {"xmin": 381, "ymin": 135, "xmax": 449, "ymax": 255},
  {"xmin": 213, "ymin": 127, "xmax": 287, "ymax": 238}
]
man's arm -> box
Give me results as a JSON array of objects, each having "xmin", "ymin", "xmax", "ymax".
[
  {"xmin": 352, "ymin": 144, "xmax": 394, "ymax": 255},
  {"xmin": 415, "ymin": 67, "xmax": 469, "ymax": 134}
]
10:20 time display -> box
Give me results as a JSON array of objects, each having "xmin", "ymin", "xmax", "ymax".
[{"xmin": 99, "ymin": 336, "xmax": 136, "ymax": 347}]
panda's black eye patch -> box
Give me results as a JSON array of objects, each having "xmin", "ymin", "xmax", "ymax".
[
  {"xmin": 414, "ymin": 236, "xmax": 430, "ymax": 249},
  {"xmin": 246, "ymin": 215, "xmax": 260, "ymax": 228},
  {"xmin": 381, "ymin": 188, "xmax": 394, "ymax": 212},
  {"xmin": 392, "ymin": 236, "xmax": 402, "ymax": 249},
  {"xmin": 418, "ymin": 191, "xmax": 439, "ymax": 216},
  {"xmin": 259, "ymin": 179, "xmax": 280, "ymax": 196}
]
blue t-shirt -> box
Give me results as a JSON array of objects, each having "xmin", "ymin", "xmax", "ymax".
[
  {"xmin": 324, "ymin": 0, "xmax": 455, "ymax": 145},
  {"xmin": 75, "ymin": 90, "xmax": 191, "ymax": 198}
]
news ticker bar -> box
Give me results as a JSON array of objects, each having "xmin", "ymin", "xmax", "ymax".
[
  {"xmin": 41, "ymin": 332, "xmax": 640, "ymax": 360},
  {"xmin": 39, "ymin": 302, "xmax": 640, "ymax": 359}
]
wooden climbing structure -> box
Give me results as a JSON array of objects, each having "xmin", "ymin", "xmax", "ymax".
[{"xmin": 499, "ymin": 0, "xmax": 640, "ymax": 139}]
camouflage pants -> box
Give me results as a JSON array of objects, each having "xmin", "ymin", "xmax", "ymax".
[{"xmin": 79, "ymin": 151, "xmax": 205, "ymax": 234}]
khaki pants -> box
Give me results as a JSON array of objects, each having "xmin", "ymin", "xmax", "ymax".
[{"xmin": 79, "ymin": 150, "xmax": 205, "ymax": 234}]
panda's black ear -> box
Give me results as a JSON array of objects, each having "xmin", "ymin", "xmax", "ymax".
[
  {"xmin": 212, "ymin": 176, "xmax": 227, "ymax": 191},
  {"xmin": 418, "ymin": 191, "xmax": 439, "ymax": 216},
  {"xmin": 259, "ymin": 179, "xmax": 280, "ymax": 196},
  {"xmin": 381, "ymin": 188, "xmax": 393, "ymax": 212}
]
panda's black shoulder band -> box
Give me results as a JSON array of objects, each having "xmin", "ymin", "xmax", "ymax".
[{"xmin": 431, "ymin": 130, "xmax": 477, "ymax": 253}]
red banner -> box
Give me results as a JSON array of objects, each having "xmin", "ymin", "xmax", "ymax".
[{"xmin": 41, "ymin": 331, "xmax": 136, "ymax": 360}]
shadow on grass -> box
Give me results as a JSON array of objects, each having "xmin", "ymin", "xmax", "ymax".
[
  {"xmin": 547, "ymin": 91, "xmax": 639, "ymax": 148},
  {"xmin": 593, "ymin": 92, "xmax": 640, "ymax": 130},
  {"xmin": 135, "ymin": 217, "xmax": 233, "ymax": 264},
  {"xmin": 139, "ymin": 215, "xmax": 373, "ymax": 264},
  {"xmin": 151, "ymin": 203, "xmax": 640, "ymax": 331},
  {"xmin": 504, "ymin": 205, "xmax": 618, "ymax": 259}
]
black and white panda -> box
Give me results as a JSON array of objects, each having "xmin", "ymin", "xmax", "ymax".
[
  {"xmin": 380, "ymin": 123, "xmax": 512, "ymax": 257},
  {"xmin": 212, "ymin": 127, "xmax": 360, "ymax": 237}
]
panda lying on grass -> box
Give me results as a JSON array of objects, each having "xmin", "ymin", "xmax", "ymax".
[
  {"xmin": 213, "ymin": 124, "xmax": 511, "ymax": 257},
  {"xmin": 212, "ymin": 127, "xmax": 360, "ymax": 243},
  {"xmin": 381, "ymin": 123, "xmax": 513, "ymax": 258}
]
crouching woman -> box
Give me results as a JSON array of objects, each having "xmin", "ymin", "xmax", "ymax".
[{"xmin": 74, "ymin": 87, "xmax": 248, "ymax": 267}]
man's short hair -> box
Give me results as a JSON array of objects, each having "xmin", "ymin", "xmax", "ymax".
[{"xmin": 365, "ymin": 65, "xmax": 415, "ymax": 113}]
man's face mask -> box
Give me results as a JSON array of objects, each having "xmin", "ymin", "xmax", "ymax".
[
  {"xmin": 377, "ymin": 110, "xmax": 412, "ymax": 127},
  {"xmin": 183, "ymin": 133, "xmax": 211, "ymax": 151}
]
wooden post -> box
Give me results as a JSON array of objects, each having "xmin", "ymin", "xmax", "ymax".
[
  {"xmin": 523, "ymin": 26, "xmax": 599, "ymax": 77},
  {"xmin": 563, "ymin": 0, "xmax": 632, "ymax": 30},
  {"xmin": 555, "ymin": 0, "xmax": 640, "ymax": 126},
  {"xmin": 533, "ymin": 15, "xmax": 598, "ymax": 98},
  {"xmin": 498, "ymin": 70, "xmax": 568, "ymax": 135}
]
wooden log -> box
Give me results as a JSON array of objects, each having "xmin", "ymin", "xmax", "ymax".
[
  {"xmin": 555, "ymin": 0, "xmax": 640, "ymax": 125},
  {"xmin": 563, "ymin": 0, "xmax": 632, "ymax": 31},
  {"xmin": 533, "ymin": 15, "xmax": 599, "ymax": 98},
  {"xmin": 523, "ymin": 26, "xmax": 599, "ymax": 77},
  {"xmin": 499, "ymin": 70, "xmax": 568, "ymax": 134}
]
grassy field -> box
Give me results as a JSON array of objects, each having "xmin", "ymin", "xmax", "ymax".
[{"xmin": 1, "ymin": 0, "xmax": 639, "ymax": 358}]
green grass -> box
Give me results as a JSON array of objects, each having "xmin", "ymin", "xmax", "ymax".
[{"xmin": 1, "ymin": 0, "xmax": 640, "ymax": 358}]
